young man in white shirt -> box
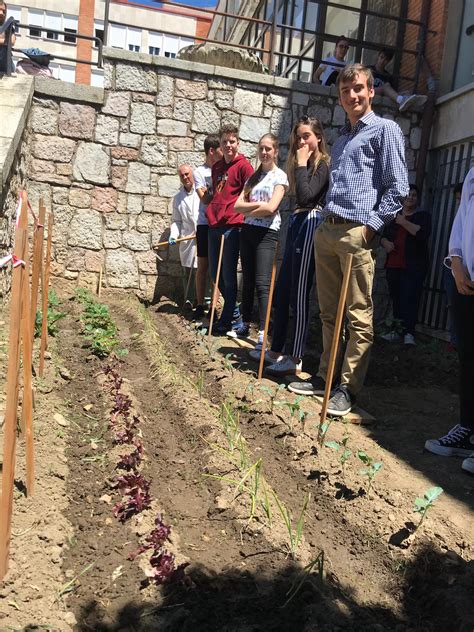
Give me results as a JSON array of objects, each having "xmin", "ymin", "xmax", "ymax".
[
  {"xmin": 313, "ymin": 36, "xmax": 349, "ymax": 86},
  {"xmin": 193, "ymin": 135, "xmax": 222, "ymax": 319}
]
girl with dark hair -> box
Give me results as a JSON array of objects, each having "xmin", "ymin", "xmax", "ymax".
[
  {"xmin": 265, "ymin": 116, "xmax": 330, "ymax": 376},
  {"xmin": 232, "ymin": 134, "xmax": 288, "ymax": 350}
]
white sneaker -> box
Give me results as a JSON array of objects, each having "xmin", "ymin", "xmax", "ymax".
[
  {"xmin": 249, "ymin": 348, "xmax": 281, "ymax": 363},
  {"xmin": 380, "ymin": 330, "xmax": 400, "ymax": 342},
  {"xmin": 404, "ymin": 333, "xmax": 416, "ymax": 346},
  {"xmin": 398, "ymin": 94, "xmax": 417, "ymax": 112},
  {"xmin": 461, "ymin": 455, "xmax": 474, "ymax": 474},
  {"xmin": 265, "ymin": 355, "xmax": 302, "ymax": 376}
]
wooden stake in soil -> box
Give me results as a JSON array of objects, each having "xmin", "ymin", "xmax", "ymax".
[
  {"xmin": 318, "ymin": 253, "xmax": 353, "ymax": 442},
  {"xmin": 154, "ymin": 234, "xmax": 196, "ymax": 249},
  {"xmin": 0, "ymin": 223, "xmax": 27, "ymax": 581},
  {"xmin": 258, "ymin": 245, "xmax": 278, "ymax": 380},
  {"xmin": 97, "ymin": 265, "xmax": 103, "ymax": 298},
  {"xmin": 18, "ymin": 194, "xmax": 35, "ymax": 495},
  {"xmin": 208, "ymin": 234, "xmax": 225, "ymax": 338},
  {"xmin": 29, "ymin": 199, "xmax": 46, "ymax": 340},
  {"xmin": 38, "ymin": 212, "xmax": 53, "ymax": 378}
]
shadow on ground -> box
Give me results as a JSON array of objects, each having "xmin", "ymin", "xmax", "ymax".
[{"xmin": 68, "ymin": 542, "xmax": 473, "ymax": 632}]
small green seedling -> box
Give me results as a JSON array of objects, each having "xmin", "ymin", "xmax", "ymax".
[
  {"xmin": 325, "ymin": 434, "xmax": 352, "ymax": 475},
  {"xmin": 272, "ymin": 490, "xmax": 310, "ymax": 559},
  {"xmin": 196, "ymin": 369, "xmax": 204, "ymax": 397},
  {"xmin": 357, "ymin": 450, "xmax": 383, "ymax": 494},
  {"xmin": 224, "ymin": 353, "xmax": 235, "ymax": 375},
  {"xmin": 413, "ymin": 486, "xmax": 443, "ymax": 530},
  {"xmin": 276, "ymin": 396, "xmax": 304, "ymax": 433},
  {"xmin": 283, "ymin": 550, "xmax": 325, "ymax": 607},
  {"xmin": 316, "ymin": 418, "xmax": 333, "ymax": 447},
  {"xmin": 259, "ymin": 383, "xmax": 286, "ymax": 413}
]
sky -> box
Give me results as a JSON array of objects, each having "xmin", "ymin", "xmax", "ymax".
[{"xmin": 127, "ymin": 0, "xmax": 217, "ymax": 7}]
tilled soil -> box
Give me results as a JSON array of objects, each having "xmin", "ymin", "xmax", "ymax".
[{"xmin": 1, "ymin": 286, "xmax": 473, "ymax": 632}]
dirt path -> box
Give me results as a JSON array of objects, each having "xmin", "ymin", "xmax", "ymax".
[{"xmin": 1, "ymin": 286, "xmax": 472, "ymax": 631}]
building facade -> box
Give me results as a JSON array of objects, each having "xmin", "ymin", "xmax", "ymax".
[{"xmin": 8, "ymin": 0, "xmax": 212, "ymax": 85}]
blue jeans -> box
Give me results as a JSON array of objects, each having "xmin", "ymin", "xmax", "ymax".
[{"xmin": 208, "ymin": 226, "xmax": 241, "ymax": 326}]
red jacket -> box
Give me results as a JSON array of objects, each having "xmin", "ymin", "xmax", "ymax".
[{"xmin": 206, "ymin": 154, "xmax": 254, "ymax": 228}]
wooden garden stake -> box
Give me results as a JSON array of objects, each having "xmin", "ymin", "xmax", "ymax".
[
  {"xmin": 97, "ymin": 265, "xmax": 103, "ymax": 298},
  {"xmin": 258, "ymin": 245, "xmax": 278, "ymax": 380},
  {"xmin": 154, "ymin": 234, "xmax": 196, "ymax": 249},
  {"xmin": 29, "ymin": 198, "xmax": 46, "ymax": 340},
  {"xmin": 0, "ymin": 223, "xmax": 27, "ymax": 580},
  {"xmin": 39, "ymin": 213, "xmax": 53, "ymax": 378},
  {"xmin": 208, "ymin": 234, "xmax": 225, "ymax": 338},
  {"xmin": 318, "ymin": 253, "xmax": 353, "ymax": 439},
  {"xmin": 18, "ymin": 195, "xmax": 35, "ymax": 495}
]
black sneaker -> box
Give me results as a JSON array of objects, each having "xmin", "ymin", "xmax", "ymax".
[
  {"xmin": 424, "ymin": 425, "xmax": 474, "ymax": 457},
  {"xmin": 288, "ymin": 375, "xmax": 327, "ymax": 396},
  {"xmin": 326, "ymin": 385, "xmax": 354, "ymax": 417}
]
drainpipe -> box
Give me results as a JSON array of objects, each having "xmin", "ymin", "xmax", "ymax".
[{"xmin": 415, "ymin": 0, "xmax": 436, "ymax": 191}]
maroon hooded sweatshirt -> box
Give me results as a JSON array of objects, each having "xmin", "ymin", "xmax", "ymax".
[{"xmin": 206, "ymin": 153, "xmax": 254, "ymax": 228}]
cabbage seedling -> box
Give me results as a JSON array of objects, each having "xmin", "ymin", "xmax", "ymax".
[
  {"xmin": 325, "ymin": 434, "xmax": 352, "ymax": 475},
  {"xmin": 413, "ymin": 486, "xmax": 443, "ymax": 530},
  {"xmin": 357, "ymin": 450, "xmax": 383, "ymax": 494}
]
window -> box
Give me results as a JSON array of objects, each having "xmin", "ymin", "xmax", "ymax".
[
  {"xmin": 91, "ymin": 69, "xmax": 104, "ymax": 87},
  {"xmin": 163, "ymin": 34, "xmax": 179, "ymax": 58},
  {"xmin": 110, "ymin": 24, "xmax": 126, "ymax": 49},
  {"xmin": 28, "ymin": 9, "xmax": 43, "ymax": 38},
  {"xmin": 94, "ymin": 20, "xmax": 104, "ymax": 48},
  {"xmin": 164, "ymin": 51, "xmax": 176, "ymax": 58},
  {"xmin": 46, "ymin": 12, "xmax": 61, "ymax": 40},
  {"xmin": 148, "ymin": 31, "xmax": 162, "ymax": 56},
  {"xmin": 149, "ymin": 46, "xmax": 160, "ymax": 55},
  {"xmin": 127, "ymin": 27, "xmax": 141, "ymax": 53},
  {"xmin": 63, "ymin": 15, "xmax": 78, "ymax": 44}
]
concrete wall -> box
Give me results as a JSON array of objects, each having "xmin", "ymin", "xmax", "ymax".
[
  {"xmin": 431, "ymin": 83, "xmax": 474, "ymax": 149},
  {"xmin": 16, "ymin": 47, "xmax": 422, "ymax": 311}
]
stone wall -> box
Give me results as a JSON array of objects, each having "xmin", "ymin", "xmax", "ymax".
[{"xmin": 23, "ymin": 48, "xmax": 423, "ymax": 308}]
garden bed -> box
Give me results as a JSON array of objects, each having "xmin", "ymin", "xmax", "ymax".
[{"xmin": 0, "ymin": 283, "xmax": 472, "ymax": 631}]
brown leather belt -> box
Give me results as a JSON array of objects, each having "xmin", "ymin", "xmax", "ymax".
[{"xmin": 325, "ymin": 215, "xmax": 358, "ymax": 225}]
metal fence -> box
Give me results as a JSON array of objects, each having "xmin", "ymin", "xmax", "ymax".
[{"xmin": 420, "ymin": 141, "xmax": 474, "ymax": 331}]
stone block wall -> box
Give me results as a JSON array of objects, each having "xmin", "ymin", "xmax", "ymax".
[{"xmin": 23, "ymin": 48, "xmax": 422, "ymax": 309}]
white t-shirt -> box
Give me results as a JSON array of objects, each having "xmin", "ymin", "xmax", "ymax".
[
  {"xmin": 193, "ymin": 164, "xmax": 212, "ymax": 226},
  {"xmin": 319, "ymin": 55, "xmax": 347, "ymax": 86},
  {"xmin": 244, "ymin": 167, "xmax": 288, "ymax": 231}
]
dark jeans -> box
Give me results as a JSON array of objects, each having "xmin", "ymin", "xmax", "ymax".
[
  {"xmin": 385, "ymin": 266, "xmax": 427, "ymax": 335},
  {"xmin": 271, "ymin": 209, "xmax": 320, "ymax": 358},
  {"xmin": 443, "ymin": 266, "xmax": 458, "ymax": 346},
  {"xmin": 240, "ymin": 225, "xmax": 278, "ymax": 329},
  {"xmin": 208, "ymin": 226, "xmax": 240, "ymax": 326},
  {"xmin": 453, "ymin": 290, "xmax": 474, "ymax": 429}
]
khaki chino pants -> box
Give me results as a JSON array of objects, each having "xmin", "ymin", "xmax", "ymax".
[{"xmin": 315, "ymin": 221, "xmax": 376, "ymax": 395}]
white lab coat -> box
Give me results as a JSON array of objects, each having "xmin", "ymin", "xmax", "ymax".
[{"xmin": 170, "ymin": 186, "xmax": 199, "ymax": 268}]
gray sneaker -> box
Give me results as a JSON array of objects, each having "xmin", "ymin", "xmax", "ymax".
[
  {"xmin": 288, "ymin": 375, "xmax": 327, "ymax": 396},
  {"xmin": 327, "ymin": 385, "xmax": 354, "ymax": 417}
]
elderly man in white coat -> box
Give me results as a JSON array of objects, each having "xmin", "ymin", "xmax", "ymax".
[{"xmin": 169, "ymin": 164, "xmax": 200, "ymax": 306}]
